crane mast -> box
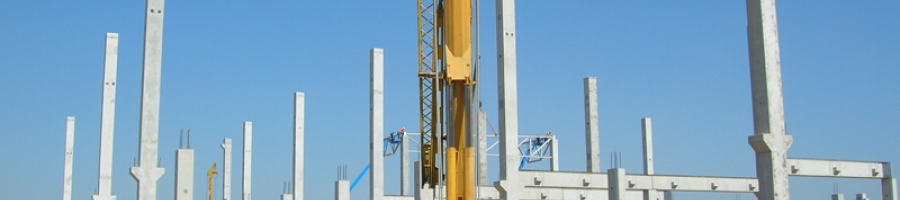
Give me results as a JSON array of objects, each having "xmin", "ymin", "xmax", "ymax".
[
  {"xmin": 419, "ymin": 0, "xmax": 475, "ymax": 199},
  {"xmin": 207, "ymin": 163, "xmax": 217, "ymax": 200}
]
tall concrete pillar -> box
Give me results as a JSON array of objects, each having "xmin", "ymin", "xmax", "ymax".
[
  {"xmin": 175, "ymin": 149, "xmax": 194, "ymax": 200},
  {"xmin": 401, "ymin": 131, "xmax": 410, "ymax": 195},
  {"xmin": 63, "ymin": 117, "xmax": 75, "ymax": 200},
  {"xmin": 883, "ymin": 162, "xmax": 897, "ymax": 200},
  {"xmin": 476, "ymin": 111, "xmax": 488, "ymax": 186},
  {"xmin": 550, "ymin": 136, "xmax": 559, "ymax": 171},
  {"xmin": 281, "ymin": 194, "xmax": 292, "ymax": 200},
  {"xmin": 745, "ymin": 1, "xmax": 792, "ymax": 200},
  {"xmin": 642, "ymin": 118, "xmax": 660, "ymax": 200},
  {"xmin": 832, "ymin": 194, "xmax": 845, "ymax": 200},
  {"xmin": 334, "ymin": 180, "xmax": 349, "ymax": 200},
  {"xmin": 243, "ymin": 122, "xmax": 252, "ymax": 200},
  {"xmin": 608, "ymin": 168, "xmax": 626, "ymax": 200},
  {"xmin": 369, "ymin": 48, "xmax": 384, "ymax": 200},
  {"xmin": 94, "ymin": 32, "xmax": 119, "ymax": 200},
  {"xmin": 494, "ymin": 0, "xmax": 521, "ymax": 199},
  {"xmin": 855, "ymin": 194, "xmax": 869, "ymax": 200},
  {"xmin": 293, "ymin": 92, "xmax": 305, "ymax": 200},
  {"xmin": 222, "ymin": 138, "xmax": 233, "ymax": 200},
  {"xmin": 583, "ymin": 77, "xmax": 600, "ymax": 173},
  {"xmin": 129, "ymin": 0, "xmax": 167, "ymax": 199}
]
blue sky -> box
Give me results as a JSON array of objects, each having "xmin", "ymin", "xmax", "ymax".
[{"xmin": 1, "ymin": 0, "xmax": 898, "ymax": 199}]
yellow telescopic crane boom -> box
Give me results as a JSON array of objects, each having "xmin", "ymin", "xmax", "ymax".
[
  {"xmin": 207, "ymin": 163, "xmax": 218, "ymax": 200},
  {"xmin": 441, "ymin": 0, "xmax": 475, "ymax": 199}
]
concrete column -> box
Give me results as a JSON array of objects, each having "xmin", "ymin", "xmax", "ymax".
[
  {"xmin": 642, "ymin": 118, "xmax": 660, "ymax": 200},
  {"xmin": 243, "ymin": 122, "xmax": 252, "ymax": 200},
  {"xmin": 883, "ymin": 162, "xmax": 897, "ymax": 200},
  {"xmin": 281, "ymin": 194, "xmax": 292, "ymax": 200},
  {"xmin": 664, "ymin": 191, "xmax": 674, "ymax": 200},
  {"xmin": 401, "ymin": 131, "xmax": 410, "ymax": 195},
  {"xmin": 832, "ymin": 194, "xmax": 845, "ymax": 200},
  {"xmin": 856, "ymin": 194, "xmax": 869, "ymax": 200},
  {"xmin": 369, "ymin": 48, "xmax": 385, "ymax": 200},
  {"xmin": 94, "ymin": 32, "xmax": 119, "ymax": 200},
  {"xmin": 583, "ymin": 77, "xmax": 600, "ymax": 173},
  {"xmin": 550, "ymin": 136, "xmax": 559, "ymax": 171},
  {"xmin": 222, "ymin": 138, "xmax": 233, "ymax": 200},
  {"xmin": 293, "ymin": 92, "xmax": 305, "ymax": 200},
  {"xmin": 334, "ymin": 180, "xmax": 349, "ymax": 200},
  {"xmin": 175, "ymin": 149, "xmax": 194, "ymax": 200},
  {"xmin": 130, "ymin": 0, "xmax": 167, "ymax": 199},
  {"xmin": 746, "ymin": 1, "xmax": 792, "ymax": 200},
  {"xmin": 608, "ymin": 168, "xmax": 626, "ymax": 200},
  {"xmin": 414, "ymin": 161, "xmax": 434, "ymax": 200},
  {"xmin": 477, "ymin": 111, "xmax": 488, "ymax": 186},
  {"xmin": 494, "ymin": 0, "xmax": 521, "ymax": 199},
  {"xmin": 63, "ymin": 117, "xmax": 75, "ymax": 200}
]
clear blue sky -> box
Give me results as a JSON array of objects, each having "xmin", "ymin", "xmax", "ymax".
[{"xmin": 1, "ymin": 1, "xmax": 898, "ymax": 199}]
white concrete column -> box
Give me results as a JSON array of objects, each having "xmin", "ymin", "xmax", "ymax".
[
  {"xmin": 550, "ymin": 136, "xmax": 559, "ymax": 171},
  {"xmin": 369, "ymin": 48, "xmax": 384, "ymax": 200},
  {"xmin": 608, "ymin": 168, "xmax": 626, "ymax": 200},
  {"xmin": 334, "ymin": 180, "xmax": 349, "ymax": 200},
  {"xmin": 856, "ymin": 194, "xmax": 869, "ymax": 200},
  {"xmin": 664, "ymin": 191, "xmax": 674, "ymax": 200},
  {"xmin": 130, "ymin": 0, "xmax": 167, "ymax": 199},
  {"xmin": 583, "ymin": 77, "xmax": 600, "ymax": 173},
  {"xmin": 746, "ymin": 0, "xmax": 792, "ymax": 200},
  {"xmin": 494, "ymin": 0, "xmax": 521, "ymax": 199},
  {"xmin": 883, "ymin": 162, "xmax": 897, "ymax": 200},
  {"xmin": 63, "ymin": 116, "xmax": 75, "ymax": 200},
  {"xmin": 175, "ymin": 149, "xmax": 194, "ymax": 200},
  {"xmin": 281, "ymin": 194, "xmax": 292, "ymax": 200},
  {"xmin": 832, "ymin": 194, "xmax": 845, "ymax": 200},
  {"xmin": 94, "ymin": 32, "xmax": 119, "ymax": 200},
  {"xmin": 222, "ymin": 138, "xmax": 233, "ymax": 200},
  {"xmin": 477, "ymin": 111, "xmax": 488, "ymax": 186},
  {"xmin": 414, "ymin": 161, "xmax": 434, "ymax": 200},
  {"xmin": 401, "ymin": 132, "xmax": 410, "ymax": 195},
  {"xmin": 243, "ymin": 122, "xmax": 252, "ymax": 200},
  {"xmin": 293, "ymin": 92, "xmax": 305, "ymax": 200},
  {"xmin": 642, "ymin": 118, "xmax": 660, "ymax": 200}
]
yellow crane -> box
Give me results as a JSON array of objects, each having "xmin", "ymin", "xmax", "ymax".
[
  {"xmin": 207, "ymin": 162, "xmax": 218, "ymax": 200},
  {"xmin": 418, "ymin": 0, "xmax": 475, "ymax": 199}
]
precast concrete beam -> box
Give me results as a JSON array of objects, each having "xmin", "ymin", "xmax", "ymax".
[
  {"xmin": 370, "ymin": 48, "xmax": 384, "ymax": 200},
  {"xmin": 63, "ymin": 117, "xmax": 75, "ymax": 200},
  {"xmin": 175, "ymin": 149, "xmax": 194, "ymax": 200},
  {"xmin": 222, "ymin": 138, "xmax": 233, "ymax": 200},
  {"xmin": 786, "ymin": 158, "xmax": 890, "ymax": 178},
  {"xmin": 243, "ymin": 122, "xmax": 252, "ymax": 200},
  {"xmin": 293, "ymin": 92, "xmax": 305, "ymax": 200},
  {"xmin": 518, "ymin": 171, "xmax": 759, "ymax": 193},
  {"xmin": 94, "ymin": 32, "xmax": 119, "ymax": 200},
  {"xmin": 494, "ymin": 0, "xmax": 521, "ymax": 199},
  {"xmin": 131, "ymin": 0, "xmax": 167, "ymax": 199},
  {"xmin": 745, "ymin": 0, "xmax": 791, "ymax": 199},
  {"xmin": 584, "ymin": 77, "xmax": 600, "ymax": 173}
]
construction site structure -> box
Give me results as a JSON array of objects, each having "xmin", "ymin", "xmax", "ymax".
[{"xmin": 207, "ymin": 163, "xmax": 217, "ymax": 200}]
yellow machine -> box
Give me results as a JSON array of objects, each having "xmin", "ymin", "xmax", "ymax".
[
  {"xmin": 207, "ymin": 163, "xmax": 218, "ymax": 200},
  {"xmin": 418, "ymin": 0, "xmax": 475, "ymax": 199}
]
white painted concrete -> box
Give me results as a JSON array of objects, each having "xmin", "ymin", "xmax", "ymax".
[
  {"xmin": 334, "ymin": 180, "xmax": 349, "ymax": 200},
  {"xmin": 641, "ymin": 118, "xmax": 661, "ymax": 200},
  {"xmin": 494, "ymin": 0, "xmax": 521, "ymax": 199},
  {"xmin": 370, "ymin": 48, "xmax": 384, "ymax": 200},
  {"xmin": 787, "ymin": 158, "xmax": 889, "ymax": 178},
  {"xmin": 550, "ymin": 136, "xmax": 559, "ymax": 171},
  {"xmin": 745, "ymin": 1, "xmax": 791, "ymax": 200},
  {"xmin": 222, "ymin": 138, "xmax": 233, "ymax": 200},
  {"xmin": 63, "ymin": 117, "xmax": 75, "ymax": 200},
  {"xmin": 883, "ymin": 177, "xmax": 897, "ymax": 200},
  {"xmin": 584, "ymin": 77, "xmax": 600, "ymax": 173},
  {"xmin": 94, "ymin": 32, "xmax": 119, "ymax": 200},
  {"xmin": 293, "ymin": 92, "xmax": 305, "ymax": 200},
  {"xmin": 130, "ymin": 0, "xmax": 167, "ymax": 199},
  {"xmin": 856, "ymin": 193, "xmax": 869, "ymax": 200},
  {"xmin": 281, "ymin": 194, "xmax": 292, "ymax": 200},
  {"xmin": 832, "ymin": 194, "xmax": 845, "ymax": 200},
  {"xmin": 477, "ymin": 111, "xmax": 488, "ymax": 186},
  {"xmin": 608, "ymin": 168, "xmax": 626, "ymax": 200},
  {"xmin": 401, "ymin": 130, "xmax": 410, "ymax": 195},
  {"xmin": 243, "ymin": 122, "xmax": 252, "ymax": 200},
  {"xmin": 175, "ymin": 149, "xmax": 194, "ymax": 200}
]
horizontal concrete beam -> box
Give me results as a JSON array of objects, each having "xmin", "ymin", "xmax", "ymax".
[
  {"xmin": 788, "ymin": 158, "xmax": 891, "ymax": 178},
  {"xmin": 520, "ymin": 171, "xmax": 758, "ymax": 193}
]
